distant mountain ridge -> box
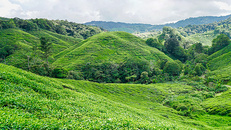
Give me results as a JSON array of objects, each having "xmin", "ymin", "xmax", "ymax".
[{"xmin": 85, "ymin": 14, "xmax": 231, "ymax": 33}]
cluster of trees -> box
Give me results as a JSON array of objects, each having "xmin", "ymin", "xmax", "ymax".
[
  {"xmin": 208, "ymin": 34, "xmax": 231, "ymax": 55},
  {"xmin": 77, "ymin": 58, "xmax": 184, "ymax": 84},
  {"xmin": 6, "ymin": 36, "xmax": 69, "ymax": 79},
  {"xmin": 0, "ymin": 18, "xmax": 103, "ymax": 39},
  {"xmin": 178, "ymin": 17, "xmax": 231, "ymax": 37},
  {"xmin": 0, "ymin": 40, "xmax": 20, "ymax": 63},
  {"xmin": 146, "ymin": 27, "xmax": 188, "ymax": 62},
  {"xmin": 145, "ymin": 27, "xmax": 231, "ymax": 81},
  {"xmin": 28, "ymin": 32, "xmax": 230, "ymax": 84}
]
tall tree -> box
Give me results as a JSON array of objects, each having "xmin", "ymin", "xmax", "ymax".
[
  {"xmin": 40, "ymin": 37, "xmax": 52, "ymax": 65},
  {"xmin": 194, "ymin": 43, "xmax": 203, "ymax": 53},
  {"xmin": 208, "ymin": 34, "xmax": 231, "ymax": 55},
  {"xmin": 164, "ymin": 38, "xmax": 179, "ymax": 53}
]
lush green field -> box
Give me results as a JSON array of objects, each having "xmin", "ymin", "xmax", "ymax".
[
  {"xmin": 53, "ymin": 31, "xmax": 172, "ymax": 70},
  {"xmin": 0, "ymin": 28, "xmax": 39, "ymax": 48},
  {"xmin": 28, "ymin": 30, "xmax": 83, "ymax": 55},
  {"xmin": 203, "ymin": 89, "xmax": 231, "ymax": 116},
  {"xmin": 1, "ymin": 16, "xmax": 231, "ymax": 129},
  {"xmin": 186, "ymin": 31, "xmax": 216, "ymax": 46},
  {"xmin": 0, "ymin": 63, "xmax": 230, "ymax": 129},
  {"xmin": 0, "ymin": 28, "xmax": 83, "ymax": 68},
  {"xmin": 207, "ymin": 43, "xmax": 231, "ymax": 83}
]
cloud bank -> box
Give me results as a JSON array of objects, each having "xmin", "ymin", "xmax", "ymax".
[{"xmin": 1, "ymin": 0, "xmax": 231, "ymax": 24}]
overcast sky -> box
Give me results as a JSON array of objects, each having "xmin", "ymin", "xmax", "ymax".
[{"xmin": 1, "ymin": 0, "xmax": 231, "ymax": 24}]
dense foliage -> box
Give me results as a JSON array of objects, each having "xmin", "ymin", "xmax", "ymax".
[
  {"xmin": 1, "ymin": 16, "xmax": 231, "ymax": 129},
  {"xmin": 0, "ymin": 18, "xmax": 103, "ymax": 39},
  {"xmin": 208, "ymin": 34, "xmax": 231, "ymax": 55},
  {"xmin": 178, "ymin": 17, "xmax": 231, "ymax": 37},
  {"xmin": 0, "ymin": 63, "xmax": 230, "ymax": 129}
]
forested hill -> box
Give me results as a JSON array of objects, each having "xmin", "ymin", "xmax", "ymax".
[
  {"xmin": 0, "ymin": 17, "xmax": 103, "ymax": 39},
  {"xmin": 165, "ymin": 14, "xmax": 231, "ymax": 28},
  {"xmin": 85, "ymin": 14, "xmax": 231, "ymax": 33}
]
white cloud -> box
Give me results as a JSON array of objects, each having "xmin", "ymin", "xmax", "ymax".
[
  {"xmin": 1, "ymin": 0, "xmax": 231, "ymax": 24},
  {"xmin": 0, "ymin": 0, "xmax": 22, "ymax": 17},
  {"xmin": 214, "ymin": 1, "xmax": 231, "ymax": 11}
]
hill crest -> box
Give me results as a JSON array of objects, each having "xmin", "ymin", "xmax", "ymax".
[
  {"xmin": 53, "ymin": 31, "xmax": 172, "ymax": 70},
  {"xmin": 85, "ymin": 14, "xmax": 231, "ymax": 33}
]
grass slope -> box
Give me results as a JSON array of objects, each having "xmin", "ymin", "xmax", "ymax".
[
  {"xmin": 207, "ymin": 44, "xmax": 231, "ymax": 83},
  {"xmin": 29, "ymin": 30, "xmax": 84, "ymax": 59},
  {"xmin": 186, "ymin": 31, "xmax": 216, "ymax": 46},
  {"xmin": 203, "ymin": 89, "xmax": 231, "ymax": 116},
  {"xmin": 208, "ymin": 43, "xmax": 231, "ymax": 60},
  {"xmin": 53, "ymin": 31, "xmax": 172, "ymax": 70},
  {"xmin": 0, "ymin": 64, "xmax": 231, "ymax": 129},
  {"xmin": 0, "ymin": 28, "xmax": 83, "ymax": 56},
  {"xmin": 0, "ymin": 28, "xmax": 83, "ymax": 68},
  {"xmin": 0, "ymin": 28, "xmax": 39, "ymax": 48},
  {"xmin": 29, "ymin": 30, "xmax": 82, "ymax": 55}
]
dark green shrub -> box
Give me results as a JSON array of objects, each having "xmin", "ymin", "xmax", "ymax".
[
  {"xmin": 157, "ymin": 59, "xmax": 168, "ymax": 69},
  {"xmin": 146, "ymin": 38, "xmax": 166, "ymax": 52},
  {"xmin": 172, "ymin": 47, "xmax": 188, "ymax": 62},
  {"xmin": 67, "ymin": 71, "xmax": 83, "ymax": 80},
  {"xmin": 194, "ymin": 53, "xmax": 208, "ymax": 67},
  {"xmin": 208, "ymin": 34, "xmax": 231, "ymax": 55},
  {"xmin": 175, "ymin": 60, "xmax": 183, "ymax": 71},
  {"xmin": 163, "ymin": 61, "xmax": 181, "ymax": 76},
  {"xmin": 140, "ymin": 71, "xmax": 149, "ymax": 84},
  {"xmin": 194, "ymin": 63, "xmax": 205, "ymax": 76},
  {"xmin": 52, "ymin": 67, "xmax": 68, "ymax": 78},
  {"xmin": 30, "ymin": 63, "xmax": 52, "ymax": 76}
]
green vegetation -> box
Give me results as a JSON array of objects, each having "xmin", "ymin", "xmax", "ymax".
[
  {"xmin": 163, "ymin": 61, "xmax": 181, "ymax": 76},
  {"xmin": 53, "ymin": 31, "xmax": 173, "ymax": 82},
  {"xmin": 208, "ymin": 34, "xmax": 231, "ymax": 55},
  {"xmin": 203, "ymin": 89, "xmax": 231, "ymax": 116},
  {"xmin": 0, "ymin": 63, "xmax": 231, "ymax": 129},
  {"xmin": 205, "ymin": 34, "xmax": 231, "ymax": 83},
  {"xmin": 85, "ymin": 15, "xmax": 231, "ymax": 33},
  {"xmin": 1, "ymin": 16, "xmax": 231, "ymax": 129},
  {"xmin": 53, "ymin": 31, "xmax": 172, "ymax": 69},
  {"xmin": 0, "ymin": 18, "xmax": 103, "ymax": 39}
]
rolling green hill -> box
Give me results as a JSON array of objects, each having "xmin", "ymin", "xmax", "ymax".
[
  {"xmin": 0, "ymin": 63, "xmax": 230, "ymax": 129},
  {"xmin": 185, "ymin": 31, "xmax": 217, "ymax": 46},
  {"xmin": 0, "ymin": 28, "xmax": 83, "ymax": 69},
  {"xmin": 0, "ymin": 18, "xmax": 103, "ymax": 39},
  {"xmin": 53, "ymin": 31, "xmax": 172, "ymax": 70},
  {"xmin": 207, "ymin": 43, "xmax": 231, "ymax": 83},
  {"xmin": 139, "ymin": 17, "xmax": 231, "ymax": 47},
  {"xmin": 28, "ymin": 30, "xmax": 82, "ymax": 55},
  {"xmin": 0, "ymin": 17, "xmax": 103, "ymax": 71},
  {"xmin": 178, "ymin": 17, "xmax": 231, "ymax": 46}
]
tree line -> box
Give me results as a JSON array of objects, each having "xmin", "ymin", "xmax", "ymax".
[{"xmin": 0, "ymin": 18, "xmax": 103, "ymax": 39}]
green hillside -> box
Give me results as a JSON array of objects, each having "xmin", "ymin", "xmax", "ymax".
[
  {"xmin": 28, "ymin": 30, "xmax": 82, "ymax": 55},
  {"xmin": 53, "ymin": 31, "xmax": 172, "ymax": 70},
  {"xmin": 0, "ymin": 28, "xmax": 83, "ymax": 55},
  {"xmin": 0, "ymin": 28, "xmax": 83, "ymax": 70},
  {"xmin": 0, "ymin": 63, "xmax": 230, "ymax": 129},
  {"xmin": 0, "ymin": 28, "xmax": 39, "ymax": 48},
  {"xmin": 206, "ymin": 43, "xmax": 231, "ymax": 83},
  {"xmin": 139, "ymin": 17, "xmax": 231, "ymax": 47},
  {"xmin": 208, "ymin": 43, "xmax": 231, "ymax": 61},
  {"xmin": 186, "ymin": 31, "xmax": 217, "ymax": 46}
]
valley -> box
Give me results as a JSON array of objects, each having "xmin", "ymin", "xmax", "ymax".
[{"xmin": 0, "ymin": 15, "xmax": 231, "ymax": 129}]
